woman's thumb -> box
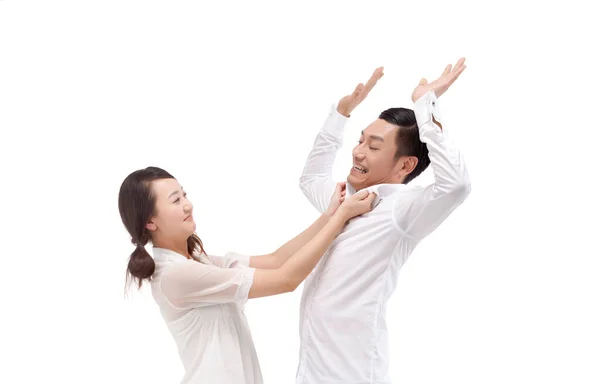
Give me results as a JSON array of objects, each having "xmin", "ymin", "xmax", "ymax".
[{"xmin": 355, "ymin": 189, "xmax": 370, "ymax": 199}]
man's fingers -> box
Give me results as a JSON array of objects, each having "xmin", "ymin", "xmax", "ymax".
[
  {"xmin": 441, "ymin": 64, "xmax": 452, "ymax": 77},
  {"xmin": 449, "ymin": 58, "xmax": 466, "ymax": 76},
  {"xmin": 449, "ymin": 62, "xmax": 467, "ymax": 83},
  {"xmin": 354, "ymin": 83, "xmax": 365, "ymax": 97},
  {"xmin": 343, "ymin": 67, "xmax": 383, "ymax": 110},
  {"xmin": 419, "ymin": 78, "xmax": 428, "ymax": 85},
  {"xmin": 452, "ymin": 57, "xmax": 466, "ymax": 73},
  {"xmin": 364, "ymin": 67, "xmax": 384, "ymax": 92},
  {"xmin": 437, "ymin": 58, "xmax": 465, "ymax": 81}
]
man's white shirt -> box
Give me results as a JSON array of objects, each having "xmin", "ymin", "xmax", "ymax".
[{"xmin": 296, "ymin": 90, "xmax": 471, "ymax": 384}]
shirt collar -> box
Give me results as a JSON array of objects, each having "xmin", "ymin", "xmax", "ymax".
[
  {"xmin": 346, "ymin": 182, "xmax": 406, "ymax": 207},
  {"xmin": 152, "ymin": 247, "xmax": 191, "ymax": 263}
]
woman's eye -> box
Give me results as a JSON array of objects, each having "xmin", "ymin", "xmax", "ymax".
[{"xmin": 174, "ymin": 198, "xmax": 180, "ymax": 203}]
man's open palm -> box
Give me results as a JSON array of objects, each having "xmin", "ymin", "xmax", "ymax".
[
  {"xmin": 337, "ymin": 67, "xmax": 384, "ymax": 117},
  {"xmin": 411, "ymin": 58, "xmax": 466, "ymax": 102}
]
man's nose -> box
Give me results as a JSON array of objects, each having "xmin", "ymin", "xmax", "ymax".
[{"xmin": 353, "ymin": 148, "xmax": 366, "ymax": 160}]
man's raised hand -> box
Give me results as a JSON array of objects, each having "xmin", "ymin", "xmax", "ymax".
[
  {"xmin": 411, "ymin": 58, "xmax": 466, "ymax": 103},
  {"xmin": 337, "ymin": 67, "xmax": 384, "ymax": 117}
]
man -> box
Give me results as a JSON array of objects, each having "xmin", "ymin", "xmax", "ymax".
[{"xmin": 296, "ymin": 58, "xmax": 471, "ymax": 384}]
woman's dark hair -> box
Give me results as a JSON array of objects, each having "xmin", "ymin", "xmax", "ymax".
[
  {"xmin": 379, "ymin": 107, "xmax": 431, "ymax": 184},
  {"xmin": 118, "ymin": 166, "xmax": 206, "ymax": 290}
]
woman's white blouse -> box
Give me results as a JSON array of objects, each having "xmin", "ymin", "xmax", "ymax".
[{"xmin": 150, "ymin": 247, "xmax": 261, "ymax": 384}]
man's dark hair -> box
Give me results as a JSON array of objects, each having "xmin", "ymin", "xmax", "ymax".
[{"xmin": 378, "ymin": 108, "xmax": 430, "ymax": 184}]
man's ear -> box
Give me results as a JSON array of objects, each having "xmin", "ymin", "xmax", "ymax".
[{"xmin": 395, "ymin": 156, "xmax": 418, "ymax": 179}]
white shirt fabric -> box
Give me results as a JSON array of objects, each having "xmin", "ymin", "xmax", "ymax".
[
  {"xmin": 150, "ymin": 247, "xmax": 262, "ymax": 384},
  {"xmin": 296, "ymin": 91, "xmax": 471, "ymax": 384}
]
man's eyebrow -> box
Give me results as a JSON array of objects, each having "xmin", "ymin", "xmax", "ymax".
[{"xmin": 361, "ymin": 131, "xmax": 384, "ymax": 142}]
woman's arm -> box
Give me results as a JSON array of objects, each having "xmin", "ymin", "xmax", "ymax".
[
  {"xmin": 249, "ymin": 182, "xmax": 347, "ymax": 269},
  {"xmin": 248, "ymin": 189, "xmax": 375, "ymax": 298},
  {"xmin": 161, "ymin": 190, "xmax": 375, "ymax": 309},
  {"xmin": 248, "ymin": 212, "xmax": 345, "ymax": 298},
  {"xmin": 248, "ymin": 212, "xmax": 332, "ymax": 269}
]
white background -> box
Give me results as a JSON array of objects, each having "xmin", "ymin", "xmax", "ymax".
[{"xmin": 1, "ymin": 1, "xmax": 599, "ymax": 383}]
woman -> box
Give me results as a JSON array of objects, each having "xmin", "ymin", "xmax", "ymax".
[{"xmin": 118, "ymin": 166, "xmax": 375, "ymax": 384}]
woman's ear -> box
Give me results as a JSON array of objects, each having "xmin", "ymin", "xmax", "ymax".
[{"xmin": 146, "ymin": 220, "xmax": 157, "ymax": 232}]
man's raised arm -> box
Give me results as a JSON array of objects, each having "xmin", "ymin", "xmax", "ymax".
[
  {"xmin": 299, "ymin": 67, "xmax": 384, "ymax": 212},
  {"xmin": 393, "ymin": 58, "xmax": 472, "ymax": 240}
]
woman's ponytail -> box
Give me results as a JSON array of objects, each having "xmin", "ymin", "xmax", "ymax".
[{"xmin": 126, "ymin": 240, "xmax": 155, "ymax": 289}]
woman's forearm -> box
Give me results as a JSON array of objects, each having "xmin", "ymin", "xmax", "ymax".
[
  {"xmin": 249, "ymin": 212, "xmax": 332, "ymax": 269},
  {"xmin": 271, "ymin": 212, "xmax": 333, "ymax": 267},
  {"xmin": 277, "ymin": 213, "xmax": 345, "ymax": 290},
  {"xmin": 249, "ymin": 213, "xmax": 346, "ymax": 298}
]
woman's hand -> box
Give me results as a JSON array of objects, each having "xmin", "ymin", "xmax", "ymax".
[
  {"xmin": 325, "ymin": 182, "xmax": 347, "ymax": 217},
  {"xmin": 335, "ymin": 189, "xmax": 377, "ymax": 222}
]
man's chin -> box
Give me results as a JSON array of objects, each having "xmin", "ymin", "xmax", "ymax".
[{"xmin": 346, "ymin": 174, "xmax": 361, "ymax": 190}]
